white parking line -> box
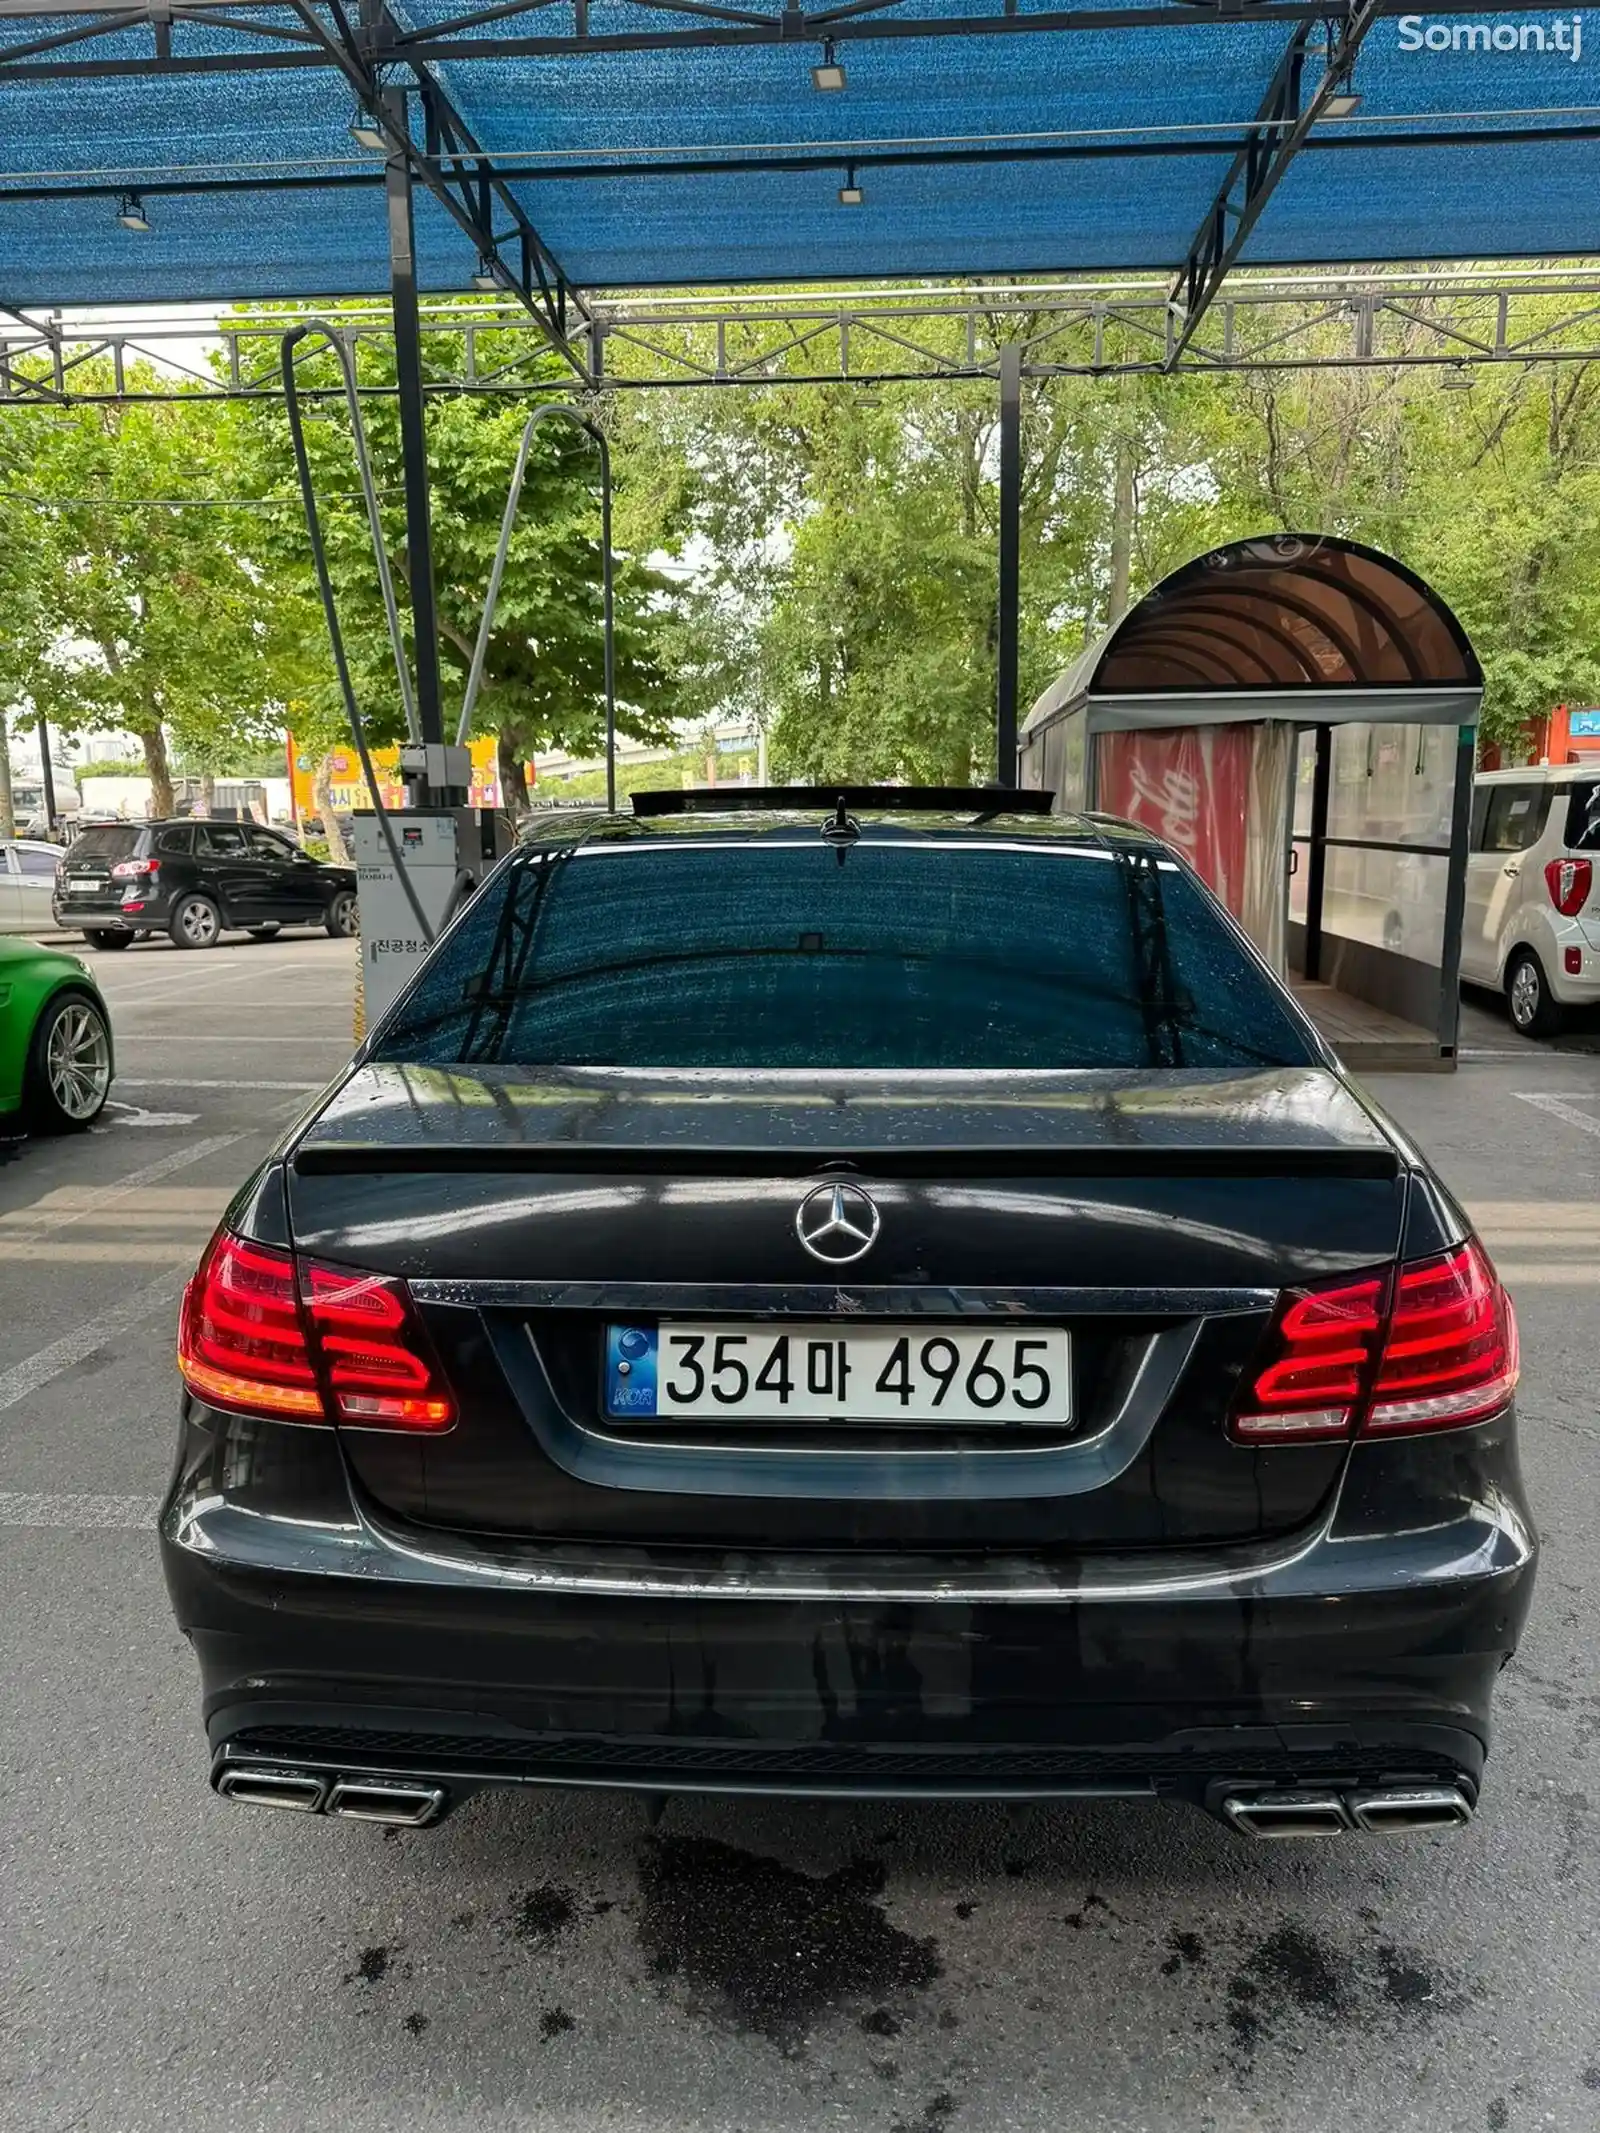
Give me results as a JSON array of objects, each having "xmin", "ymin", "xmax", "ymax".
[
  {"xmin": 116, "ymin": 1077, "xmax": 322, "ymax": 1092},
  {"xmin": 0, "ymin": 1265, "xmax": 191, "ymax": 1412},
  {"xmin": 7, "ymin": 1135, "xmax": 245, "ymax": 1229},
  {"xmin": 0, "ymin": 1134, "xmax": 253, "ymax": 1410},
  {"xmin": 113, "ymin": 1034, "xmax": 351, "ymax": 1045},
  {"xmin": 0, "ymin": 1492, "xmax": 157, "ymax": 1528},
  {"xmin": 1512, "ymin": 1090, "xmax": 1600, "ymax": 1137}
]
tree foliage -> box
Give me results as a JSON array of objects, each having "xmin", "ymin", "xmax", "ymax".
[
  {"xmin": 2, "ymin": 297, "xmax": 1599, "ymax": 814},
  {"xmin": 0, "ymin": 379, "xmax": 293, "ymax": 814},
  {"xmin": 626, "ymin": 309, "xmax": 1600, "ymax": 766}
]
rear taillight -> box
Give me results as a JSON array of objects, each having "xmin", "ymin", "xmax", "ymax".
[
  {"xmin": 1365, "ymin": 1239, "xmax": 1518, "ymax": 1435},
  {"xmin": 112, "ymin": 857, "xmax": 159, "ymax": 880},
  {"xmin": 1230, "ymin": 1239, "xmax": 1517, "ymax": 1445},
  {"xmin": 178, "ymin": 1232, "xmax": 322, "ymax": 1420},
  {"xmin": 302, "ymin": 1262, "xmax": 454, "ymax": 1429},
  {"xmin": 1545, "ymin": 855, "xmax": 1593, "ymax": 916},
  {"xmin": 1230, "ymin": 1276, "xmax": 1385, "ymax": 1441},
  {"xmin": 178, "ymin": 1229, "xmax": 454, "ymax": 1431}
]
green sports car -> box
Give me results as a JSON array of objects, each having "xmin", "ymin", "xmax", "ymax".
[{"xmin": 0, "ymin": 937, "xmax": 114, "ymax": 1133}]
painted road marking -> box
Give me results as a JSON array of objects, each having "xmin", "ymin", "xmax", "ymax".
[
  {"xmin": 0, "ymin": 1135, "xmax": 243, "ymax": 1231},
  {"xmin": 0, "ymin": 1266, "xmax": 191, "ymax": 1412},
  {"xmin": 116, "ymin": 1077, "xmax": 322, "ymax": 1092},
  {"xmin": 112, "ymin": 1034, "xmax": 353, "ymax": 1046},
  {"xmin": 0, "ymin": 1134, "xmax": 250, "ymax": 1410},
  {"xmin": 0, "ymin": 1492, "xmax": 158, "ymax": 1528},
  {"xmin": 1512, "ymin": 1090, "xmax": 1600, "ymax": 1137},
  {"xmin": 102, "ymin": 1101, "xmax": 202, "ymax": 1128}
]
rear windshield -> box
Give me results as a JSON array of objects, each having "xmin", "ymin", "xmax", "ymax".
[
  {"xmin": 1564, "ymin": 781, "xmax": 1600, "ymax": 851},
  {"xmin": 375, "ymin": 836, "xmax": 1314, "ymax": 1073},
  {"xmin": 66, "ymin": 825, "xmax": 143, "ymax": 860}
]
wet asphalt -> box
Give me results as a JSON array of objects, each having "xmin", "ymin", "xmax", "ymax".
[{"xmin": 0, "ymin": 936, "xmax": 1596, "ymax": 2133}]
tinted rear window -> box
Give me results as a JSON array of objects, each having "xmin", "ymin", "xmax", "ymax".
[
  {"xmin": 376, "ymin": 836, "xmax": 1313, "ymax": 1072},
  {"xmin": 1564, "ymin": 781, "xmax": 1600, "ymax": 851},
  {"xmin": 66, "ymin": 825, "xmax": 143, "ymax": 861}
]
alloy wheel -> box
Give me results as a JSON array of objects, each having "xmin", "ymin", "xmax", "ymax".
[
  {"xmin": 1509, "ymin": 959, "xmax": 1540, "ymax": 1030},
  {"xmin": 45, "ymin": 1002, "xmax": 111, "ymax": 1121},
  {"xmin": 180, "ymin": 899, "xmax": 219, "ymax": 946}
]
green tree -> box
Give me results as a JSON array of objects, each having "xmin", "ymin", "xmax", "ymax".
[{"xmin": 0, "ymin": 376, "xmax": 301, "ymax": 815}]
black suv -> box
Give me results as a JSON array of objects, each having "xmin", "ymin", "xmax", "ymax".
[
  {"xmin": 54, "ymin": 819, "xmax": 358, "ymax": 950},
  {"xmin": 162, "ymin": 790, "xmax": 1535, "ymax": 1839}
]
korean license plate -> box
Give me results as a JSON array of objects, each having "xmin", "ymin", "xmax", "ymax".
[
  {"xmin": 605, "ymin": 1323, "xmax": 1071, "ymax": 1426},
  {"xmin": 66, "ymin": 876, "xmax": 100, "ymax": 894}
]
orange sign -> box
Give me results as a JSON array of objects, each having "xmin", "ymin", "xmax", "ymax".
[{"xmin": 286, "ymin": 733, "xmax": 521, "ymax": 823}]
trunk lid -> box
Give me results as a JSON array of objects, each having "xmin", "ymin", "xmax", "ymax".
[{"xmin": 286, "ymin": 1062, "xmax": 1405, "ymax": 1552}]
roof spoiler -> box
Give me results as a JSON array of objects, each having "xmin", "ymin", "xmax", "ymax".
[{"xmin": 630, "ymin": 785, "xmax": 1056, "ymax": 818}]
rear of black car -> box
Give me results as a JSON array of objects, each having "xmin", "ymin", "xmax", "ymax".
[{"xmin": 160, "ymin": 804, "xmax": 1536, "ymax": 1838}]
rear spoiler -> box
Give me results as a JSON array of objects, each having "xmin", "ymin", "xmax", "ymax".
[
  {"xmin": 630, "ymin": 785, "xmax": 1055, "ymax": 818},
  {"xmin": 292, "ymin": 1142, "xmax": 1403, "ymax": 1181}
]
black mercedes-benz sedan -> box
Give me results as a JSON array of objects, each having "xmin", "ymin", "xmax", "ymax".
[{"xmin": 160, "ymin": 790, "xmax": 1536, "ymax": 1840}]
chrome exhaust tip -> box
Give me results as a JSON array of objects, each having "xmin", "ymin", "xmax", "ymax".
[
  {"xmin": 1221, "ymin": 1789, "xmax": 1350, "ymax": 1839},
  {"xmin": 327, "ymin": 1778, "xmax": 446, "ymax": 1828},
  {"xmin": 216, "ymin": 1767, "xmax": 328, "ymax": 1814},
  {"xmin": 1346, "ymin": 1785, "xmax": 1474, "ymax": 1835}
]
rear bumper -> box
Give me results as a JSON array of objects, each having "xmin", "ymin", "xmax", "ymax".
[
  {"xmin": 52, "ymin": 900, "xmax": 154, "ymax": 931},
  {"xmin": 159, "ymin": 1406, "xmax": 1537, "ymax": 1808}
]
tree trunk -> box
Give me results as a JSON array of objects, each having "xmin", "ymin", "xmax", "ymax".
[
  {"xmin": 1107, "ymin": 437, "xmax": 1136, "ymax": 628},
  {"xmin": 199, "ymin": 770, "xmax": 216, "ymax": 818},
  {"xmin": 0, "ymin": 717, "xmax": 14, "ymax": 840},
  {"xmin": 313, "ymin": 753, "xmax": 350, "ymax": 862},
  {"xmin": 140, "ymin": 723, "xmax": 174, "ymax": 819},
  {"xmin": 497, "ymin": 729, "xmax": 531, "ymax": 817}
]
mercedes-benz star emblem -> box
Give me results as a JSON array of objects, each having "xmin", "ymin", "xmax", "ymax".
[{"xmin": 794, "ymin": 1181, "xmax": 881, "ymax": 1266}]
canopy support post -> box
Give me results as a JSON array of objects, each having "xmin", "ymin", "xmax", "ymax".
[
  {"xmin": 383, "ymin": 88, "xmax": 446, "ymax": 781},
  {"xmin": 995, "ymin": 340, "xmax": 1022, "ymax": 788},
  {"xmin": 1303, "ymin": 724, "xmax": 1331, "ymax": 981},
  {"xmin": 1437, "ymin": 725, "xmax": 1474, "ymax": 1058}
]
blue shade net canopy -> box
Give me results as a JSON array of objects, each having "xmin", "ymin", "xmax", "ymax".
[{"xmin": 0, "ymin": 0, "xmax": 1597, "ymax": 302}]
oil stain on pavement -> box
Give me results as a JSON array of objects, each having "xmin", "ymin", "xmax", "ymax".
[{"xmin": 635, "ymin": 1835, "xmax": 942, "ymax": 2049}]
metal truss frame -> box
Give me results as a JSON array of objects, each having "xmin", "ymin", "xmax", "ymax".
[
  {"xmin": 0, "ymin": 0, "xmax": 1586, "ymax": 78},
  {"xmin": 1167, "ymin": 0, "xmax": 1385, "ymax": 359},
  {"xmin": 6, "ymin": 272, "xmax": 1600, "ymax": 404}
]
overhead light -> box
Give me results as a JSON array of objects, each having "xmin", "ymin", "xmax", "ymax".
[
  {"xmin": 811, "ymin": 39, "xmax": 846, "ymax": 91},
  {"xmin": 1320, "ymin": 89, "xmax": 1362, "ymax": 118},
  {"xmin": 838, "ymin": 163, "xmax": 864, "ymax": 207},
  {"xmin": 349, "ymin": 108, "xmax": 386, "ymax": 152},
  {"xmin": 1440, "ymin": 364, "xmax": 1477, "ymax": 391},
  {"xmin": 472, "ymin": 253, "xmax": 501, "ymax": 291},
  {"xmin": 116, "ymin": 192, "xmax": 151, "ymax": 233}
]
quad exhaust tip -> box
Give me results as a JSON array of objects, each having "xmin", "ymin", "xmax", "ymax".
[
  {"xmin": 216, "ymin": 1767, "xmax": 329, "ymax": 1815},
  {"xmin": 1221, "ymin": 1783, "xmax": 1474, "ymax": 1839},
  {"xmin": 326, "ymin": 1778, "xmax": 446, "ymax": 1827},
  {"xmin": 216, "ymin": 1765, "xmax": 446, "ymax": 1827}
]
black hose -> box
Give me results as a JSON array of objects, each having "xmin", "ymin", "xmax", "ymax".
[{"xmin": 279, "ymin": 321, "xmax": 435, "ymax": 949}]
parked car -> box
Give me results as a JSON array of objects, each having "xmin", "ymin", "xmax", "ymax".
[
  {"xmin": 1460, "ymin": 765, "xmax": 1600, "ymax": 1035},
  {"xmin": 162, "ymin": 788, "xmax": 1534, "ymax": 1841},
  {"xmin": 53, "ymin": 819, "xmax": 358, "ymax": 950},
  {"xmin": 0, "ymin": 937, "xmax": 113, "ymax": 1132},
  {"xmin": 1, "ymin": 838, "xmax": 71, "ymax": 935}
]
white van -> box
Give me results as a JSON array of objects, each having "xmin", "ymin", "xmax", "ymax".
[{"xmin": 1461, "ymin": 765, "xmax": 1600, "ymax": 1035}]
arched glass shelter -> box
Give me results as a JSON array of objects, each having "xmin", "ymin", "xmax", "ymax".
[{"xmin": 1020, "ymin": 536, "xmax": 1483, "ymax": 1070}]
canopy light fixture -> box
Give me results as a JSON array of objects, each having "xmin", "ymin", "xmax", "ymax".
[
  {"xmin": 116, "ymin": 192, "xmax": 150, "ymax": 233},
  {"xmin": 839, "ymin": 164, "xmax": 864, "ymax": 206},
  {"xmin": 349, "ymin": 108, "xmax": 386, "ymax": 152},
  {"xmin": 1320, "ymin": 89, "xmax": 1362, "ymax": 118},
  {"xmin": 812, "ymin": 40, "xmax": 846, "ymax": 91},
  {"xmin": 472, "ymin": 253, "xmax": 501, "ymax": 291}
]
